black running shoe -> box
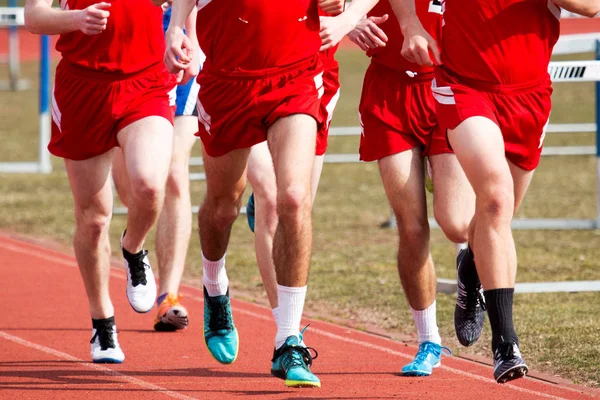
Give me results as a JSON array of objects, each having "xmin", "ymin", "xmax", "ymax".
[
  {"xmin": 493, "ymin": 341, "xmax": 528, "ymax": 383},
  {"xmin": 454, "ymin": 247, "xmax": 486, "ymax": 347}
]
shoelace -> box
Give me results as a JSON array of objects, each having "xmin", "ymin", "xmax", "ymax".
[
  {"xmin": 278, "ymin": 343, "xmax": 319, "ymax": 370},
  {"xmin": 413, "ymin": 342, "xmax": 451, "ymax": 364},
  {"xmin": 457, "ymin": 279, "xmax": 486, "ymax": 313},
  {"xmin": 495, "ymin": 342, "xmax": 516, "ymax": 361},
  {"xmin": 209, "ymin": 301, "xmax": 233, "ymax": 332},
  {"xmin": 90, "ymin": 326, "xmax": 116, "ymax": 351},
  {"xmin": 162, "ymin": 293, "xmax": 183, "ymax": 308},
  {"xmin": 128, "ymin": 250, "xmax": 149, "ymax": 286}
]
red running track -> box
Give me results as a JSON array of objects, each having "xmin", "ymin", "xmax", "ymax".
[{"xmin": 0, "ymin": 233, "xmax": 598, "ymax": 400}]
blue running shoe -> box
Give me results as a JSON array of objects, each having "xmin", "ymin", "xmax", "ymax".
[
  {"xmin": 203, "ymin": 287, "xmax": 239, "ymax": 364},
  {"xmin": 246, "ymin": 193, "xmax": 255, "ymax": 233},
  {"xmin": 401, "ymin": 341, "xmax": 451, "ymax": 376},
  {"xmin": 271, "ymin": 335, "xmax": 320, "ymax": 388}
]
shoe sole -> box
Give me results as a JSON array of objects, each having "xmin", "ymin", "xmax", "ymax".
[
  {"xmin": 203, "ymin": 327, "xmax": 239, "ymax": 365},
  {"xmin": 285, "ymin": 379, "xmax": 321, "ymax": 388},
  {"xmin": 401, "ymin": 370, "xmax": 432, "ymax": 377},
  {"xmin": 93, "ymin": 358, "xmax": 124, "ymax": 364},
  {"xmin": 496, "ymin": 364, "xmax": 528, "ymax": 384},
  {"xmin": 401, "ymin": 361, "xmax": 439, "ymax": 377},
  {"xmin": 126, "ymin": 295, "xmax": 154, "ymax": 314},
  {"xmin": 154, "ymin": 315, "xmax": 189, "ymax": 332}
]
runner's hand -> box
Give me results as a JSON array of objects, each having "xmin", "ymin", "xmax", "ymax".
[
  {"xmin": 347, "ymin": 15, "xmax": 389, "ymax": 52},
  {"xmin": 319, "ymin": 0, "xmax": 345, "ymax": 15},
  {"xmin": 320, "ymin": 14, "xmax": 358, "ymax": 51},
  {"xmin": 180, "ymin": 46, "xmax": 200, "ymax": 85},
  {"xmin": 164, "ymin": 26, "xmax": 193, "ymax": 75},
  {"xmin": 401, "ymin": 21, "xmax": 441, "ymax": 66},
  {"xmin": 75, "ymin": 2, "xmax": 110, "ymax": 35}
]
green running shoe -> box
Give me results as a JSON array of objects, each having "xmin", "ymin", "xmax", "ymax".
[
  {"xmin": 203, "ymin": 287, "xmax": 239, "ymax": 364},
  {"xmin": 271, "ymin": 335, "xmax": 320, "ymax": 388}
]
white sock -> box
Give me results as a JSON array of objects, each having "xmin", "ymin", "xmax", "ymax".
[
  {"xmin": 411, "ymin": 301, "xmax": 442, "ymax": 345},
  {"xmin": 202, "ymin": 253, "xmax": 229, "ymax": 297},
  {"xmin": 275, "ymin": 285, "xmax": 306, "ymax": 349},
  {"xmin": 272, "ymin": 307, "xmax": 280, "ymax": 327}
]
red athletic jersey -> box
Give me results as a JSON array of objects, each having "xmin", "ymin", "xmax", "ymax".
[
  {"xmin": 441, "ymin": 0, "xmax": 561, "ymax": 86},
  {"xmin": 366, "ymin": 0, "xmax": 442, "ymax": 77},
  {"xmin": 196, "ymin": 0, "xmax": 321, "ymax": 72},
  {"xmin": 56, "ymin": 0, "xmax": 165, "ymax": 74}
]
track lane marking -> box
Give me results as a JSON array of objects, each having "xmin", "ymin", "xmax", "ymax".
[
  {"xmin": 0, "ymin": 331, "xmax": 198, "ymax": 400},
  {"xmin": 0, "ymin": 237, "xmax": 591, "ymax": 400}
]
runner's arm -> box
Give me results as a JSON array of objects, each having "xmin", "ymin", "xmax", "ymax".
[
  {"xmin": 164, "ymin": 0, "xmax": 195, "ymax": 73},
  {"xmin": 552, "ymin": 0, "xmax": 600, "ymax": 17},
  {"xmin": 319, "ymin": 0, "xmax": 346, "ymax": 15},
  {"xmin": 388, "ymin": 0, "xmax": 440, "ymax": 66},
  {"xmin": 320, "ymin": 0, "xmax": 380, "ymax": 50},
  {"xmin": 184, "ymin": 6, "xmax": 199, "ymax": 50},
  {"xmin": 181, "ymin": 6, "xmax": 200, "ymax": 83},
  {"xmin": 25, "ymin": 0, "xmax": 111, "ymax": 35}
]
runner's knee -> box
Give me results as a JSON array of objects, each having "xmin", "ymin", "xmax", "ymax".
[
  {"xmin": 75, "ymin": 206, "xmax": 112, "ymax": 241},
  {"xmin": 165, "ymin": 162, "xmax": 189, "ymax": 199},
  {"xmin": 277, "ymin": 184, "xmax": 311, "ymax": 220},
  {"xmin": 129, "ymin": 176, "xmax": 164, "ymax": 206},
  {"xmin": 204, "ymin": 191, "xmax": 243, "ymax": 230},
  {"xmin": 396, "ymin": 215, "xmax": 430, "ymax": 247},
  {"xmin": 477, "ymin": 182, "xmax": 514, "ymax": 223}
]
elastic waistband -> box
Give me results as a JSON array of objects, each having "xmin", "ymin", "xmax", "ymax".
[
  {"xmin": 58, "ymin": 60, "xmax": 166, "ymax": 81},
  {"xmin": 201, "ymin": 55, "xmax": 322, "ymax": 80},
  {"xmin": 438, "ymin": 67, "xmax": 550, "ymax": 94},
  {"xmin": 369, "ymin": 60, "xmax": 434, "ymax": 83}
]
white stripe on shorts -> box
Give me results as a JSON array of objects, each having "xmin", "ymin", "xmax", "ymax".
[
  {"xmin": 196, "ymin": 89, "xmax": 211, "ymax": 134},
  {"xmin": 183, "ymin": 79, "xmax": 201, "ymax": 116},
  {"xmin": 432, "ymin": 78, "xmax": 456, "ymax": 105},
  {"xmin": 324, "ymin": 88, "xmax": 341, "ymax": 129},
  {"xmin": 168, "ymin": 86, "xmax": 177, "ymax": 107},
  {"xmin": 51, "ymin": 87, "xmax": 62, "ymax": 132}
]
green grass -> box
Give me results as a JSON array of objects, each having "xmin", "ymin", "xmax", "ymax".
[{"xmin": 1, "ymin": 50, "xmax": 599, "ymax": 387}]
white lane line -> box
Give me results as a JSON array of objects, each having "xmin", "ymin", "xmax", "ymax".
[
  {"xmin": 0, "ymin": 239, "xmax": 589, "ymax": 400},
  {"xmin": 0, "ymin": 331, "xmax": 197, "ymax": 400}
]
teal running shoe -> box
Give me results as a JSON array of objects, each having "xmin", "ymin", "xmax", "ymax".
[
  {"xmin": 246, "ymin": 193, "xmax": 255, "ymax": 233},
  {"xmin": 401, "ymin": 341, "xmax": 451, "ymax": 376},
  {"xmin": 203, "ymin": 287, "xmax": 239, "ymax": 364},
  {"xmin": 271, "ymin": 335, "xmax": 320, "ymax": 388}
]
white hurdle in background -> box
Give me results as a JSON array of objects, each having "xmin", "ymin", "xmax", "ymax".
[
  {"xmin": 0, "ymin": 4, "xmax": 29, "ymax": 91},
  {"xmin": 0, "ymin": 6, "xmax": 51, "ymax": 174}
]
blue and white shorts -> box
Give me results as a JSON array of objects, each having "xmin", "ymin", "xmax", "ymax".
[{"xmin": 164, "ymin": 5, "xmax": 204, "ymax": 117}]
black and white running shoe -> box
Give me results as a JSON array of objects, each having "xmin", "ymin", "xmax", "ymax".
[
  {"xmin": 121, "ymin": 231, "xmax": 156, "ymax": 313},
  {"xmin": 493, "ymin": 341, "xmax": 528, "ymax": 383},
  {"xmin": 90, "ymin": 323, "xmax": 125, "ymax": 364},
  {"xmin": 454, "ymin": 247, "xmax": 486, "ymax": 347}
]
